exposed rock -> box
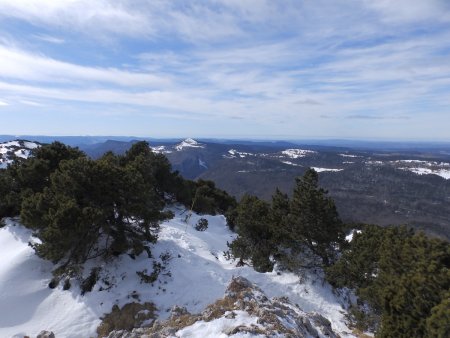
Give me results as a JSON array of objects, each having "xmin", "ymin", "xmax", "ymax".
[
  {"xmin": 169, "ymin": 305, "xmax": 189, "ymax": 320},
  {"xmin": 103, "ymin": 276, "xmax": 340, "ymax": 337},
  {"xmin": 36, "ymin": 331, "xmax": 55, "ymax": 338}
]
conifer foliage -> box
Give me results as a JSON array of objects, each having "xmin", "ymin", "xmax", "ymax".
[
  {"xmin": 18, "ymin": 142, "xmax": 174, "ymax": 269},
  {"xmin": 326, "ymin": 225, "xmax": 450, "ymax": 337},
  {"xmin": 0, "ymin": 141, "xmax": 237, "ymax": 274},
  {"xmin": 229, "ymin": 168, "xmax": 346, "ymax": 272}
]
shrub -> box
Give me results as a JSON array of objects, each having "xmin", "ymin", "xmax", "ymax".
[
  {"xmin": 48, "ymin": 277, "xmax": 60, "ymax": 289},
  {"xmin": 80, "ymin": 267, "xmax": 100, "ymax": 295},
  {"xmin": 194, "ymin": 218, "xmax": 208, "ymax": 231},
  {"xmin": 96, "ymin": 302, "xmax": 156, "ymax": 337},
  {"xmin": 63, "ymin": 278, "xmax": 71, "ymax": 291}
]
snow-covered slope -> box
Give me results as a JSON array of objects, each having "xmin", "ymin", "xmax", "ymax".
[
  {"xmin": 0, "ymin": 140, "xmax": 40, "ymax": 168},
  {"xmin": 0, "ymin": 210, "xmax": 353, "ymax": 338}
]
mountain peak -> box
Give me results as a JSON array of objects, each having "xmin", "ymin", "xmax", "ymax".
[{"xmin": 174, "ymin": 138, "xmax": 205, "ymax": 151}]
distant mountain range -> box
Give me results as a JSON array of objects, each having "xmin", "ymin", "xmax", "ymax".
[{"xmin": 1, "ymin": 137, "xmax": 450, "ymax": 240}]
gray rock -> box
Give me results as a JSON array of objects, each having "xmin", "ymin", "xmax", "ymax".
[{"xmin": 36, "ymin": 331, "xmax": 55, "ymax": 338}]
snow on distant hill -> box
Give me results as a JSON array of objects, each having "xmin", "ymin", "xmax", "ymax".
[
  {"xmin": 312, "ymin": 167, "xmax": 344, "ymax": 173},
  {"xmin": 0, "ymin": 208, "xmax": 354, "ymax": 338},
  {"xmin": 281, "ymin": 149, "xmax": 317, "ymax": 159},
  {"xmin": 0, "ymin": 140, "xmax": 40, "ymax": 168},
  {"xmin": 150, "ymin": 145, "xmax": 172, "ymax": 154},
  {"xmin": 389, "ymin": 160, "xmax": 450, "ymax": 180},
  {"xmin": 224, "ymin": 149, "xmax": 259, "ymax": 159},
  {"xmin": 174, "ymin": 138, "xmax": 205, "ymax": 151}
]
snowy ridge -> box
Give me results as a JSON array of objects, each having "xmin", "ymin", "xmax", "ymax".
[
  {"xmin": 0, "ymin": 209, "xmax": 354, "ymax": 338},
  {"xmin": 224, "ymin": 149, "xmax": 259, "ymax": 159},
  {"xmin": 0, "ymin": 139, "xmax": 40, "ymax": 168},
  {"xmin": 281, "ymin": 149, "xmax": 317, "ymax": 159},
  {"xmin": 150, "ymin": 145, "xmax": 172, "ymax": 154},
  {"xmin": 312, "ymin": 167, "xmax": 343, "ymax": 173},
  {"xmin": 174, "ymin": 138, "xmax": 205, "ymax": 151},
  {"xmin": 399, "ymin": 167, "xmax": 450, "ymax": 179}
]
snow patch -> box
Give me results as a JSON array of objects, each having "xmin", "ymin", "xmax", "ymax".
[
  {"xmin": 281, "ymin": 161, "xmax": 301, "ymax": 166},
  {"xmin": 177, "ymin": 311, "xmax": 262, "ymax": 337},
  {"xmin": 0, "ymin": 140, "xmax": 40, "ymax": 168},
  {"xmin": 345, "ymin": 230, "xmax": 362, "ymax": 242},
  {"xmin": 151, "ymin": 145, "xmax": 172, "ymax": 154},
  {"xmin": 282, "ymin": 149, "xmax": 317, "ymax": 159},
  {"xmin": 312, "ymin": 167, "xmax": 343, "ymax": 173},
  {"xmin": 175, "ymin": 138, "xmax": 205, "ymax": 151},
  {"xmin": 399, "ymin": 167, "xmax": 450, "ymax": 179},
  {"xmin": 339, "ymin": 154, "xmax": 360, "ymax": 158},
  {"xmin": 224, "ymin": 149, "xmax": 256, "ymax": 159},
  {"xmin": 198, "ymin": 158, "xmax": 208, "ymax": 169}
]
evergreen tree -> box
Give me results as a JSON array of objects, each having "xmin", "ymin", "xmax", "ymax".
[
  {"xmin": 327, "ymin": 225, "xmax": 450, "ymax": 337},
  {"xmin": 1, "ymin": 142, "xmax": 85, "ymax": 218},
  {"xmin": 20, "ymin": 143, "xmax": 173, "ymax": 271},
  {"xmin": 426, "ymin": 295, "xmax": 450, "ymax": 338},
  {"xmin": 228, "ymin": 195, "xmax": 274, "ymax": 272},
  {"xmin": 286, "ymin": 168, "xmax": 345, "ymax": 266}
]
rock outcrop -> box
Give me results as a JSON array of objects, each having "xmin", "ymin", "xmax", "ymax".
[{"xmin": 103, "ymin": 276, "xmax": 339, "ymax": 338}]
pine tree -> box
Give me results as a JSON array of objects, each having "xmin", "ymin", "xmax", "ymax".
[
  {"xmin": 229, "ymin": 195, "xmax": 274, "ymax": 272},
  {"xmin": 286, "ymin": 168, "xmax": 345, "ymax": 267},
  {"xmin": 426, "ymin": 295, "xmax": 450, "ymax": 338}
]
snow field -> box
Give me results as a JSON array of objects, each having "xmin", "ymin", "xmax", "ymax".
[{"xmin": 0, "ymin": 208, "xmax": 353, "ymax": 337}]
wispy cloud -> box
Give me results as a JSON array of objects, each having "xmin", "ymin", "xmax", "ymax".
[
  {"xmin": 33, "ymin": 34, "xmax": 65, "ymax": 44},
  {"xmin": 346, "ymin": 114, "xmax": 411, "ymax": 120},
  {"xmin": 0, "ymin": 45, "xmax": 171, "ymax": 87},
  {"xmin": 0, "ymin": 0, "xmax": 448, "ymax": 139}
]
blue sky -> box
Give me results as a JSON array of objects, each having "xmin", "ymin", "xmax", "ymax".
[{"xmin": 0, "ymin": 0, "xmax": 449, "ymax": 140}]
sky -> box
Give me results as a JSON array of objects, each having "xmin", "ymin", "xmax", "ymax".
[{"xmin": 0, "ymin": 0, "xmax": 449, "ymax": 140}]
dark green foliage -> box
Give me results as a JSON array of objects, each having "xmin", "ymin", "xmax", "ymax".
[
  {"xmin": 14, "ymin": 141, "xmax": 174, "ymax": 273},
  {"xmin": 426, "ymin": 295, "xmax": 450, "ymax": 338},
  {"xmin": 326, "ymin": 225, "xmax": 385, "ymax": 291},
  {"xmin": 137, "ymin": 252, "xmax": 172, "ymax": 285},
  {"xmin": 228, "ymin": 195, "xmax": 274, "ymax": 272},
  {"xmin": 224, "ymin": 207, "xmax": 238, "ymax": 230},
  {"xmin": 63, "ymin": 278, "xmax": 71, "ymax": 291},
  {"xmin": 3, "ymin": 140, "xmax": 237, "ymax": 277},
  {"xmin": 48, "ymin": 277, "xmax": 60, "ymax": 289},
  {"xmin": 191, "ymin": 179, "xmax": 237, "ymax": 215},
  {"xmin": 228, "ymin": 168, "xmax": 345, "ymax": 272},
  {"xmin": 81, "ymin": 267, "xmax": 101, "ymax": 295},
  {"xmin": 194, "ymin": 218, "xmax": 208, "ymax": 231},
  {"xmin": 327, "ymin": 225, "xmax": 450, "ymax": 337},
  {"xmin": 0, "ymin": 142, "xmax": 85, "ymax": 218},
  {"xmin": 136, "ymin": 269, "xmax": 159, "ymax": 284},
  {"xmin": 286, "ymin": 168, "xmax": 345, "ymax": 267}
]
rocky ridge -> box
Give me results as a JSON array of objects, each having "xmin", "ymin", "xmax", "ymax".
[{"xmin": 103, "ymin": 276, "xmax": 340, "ymax": 338}]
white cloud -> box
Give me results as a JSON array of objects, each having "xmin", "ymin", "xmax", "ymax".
[
  {"xmin": 20, "ymin": 100, "xmax": 45, "ymax": 107},
  {"xmin": 0, "ymin": 0, "xmax": 154, "ymax": 39},
  {"xmin": 0, "ymin": 99, "xmax": 8, "ymax": 106},
  {"xmin": 33, "ymin": 34, "xmax": 65, "ymax": 44},
  {"xmin": 364, "ymin": 0, "xmax": 450, "ymax": 24},
  {"xmin": 0, "ymin": 45, "xmax": 171, "ymax": 87}
]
